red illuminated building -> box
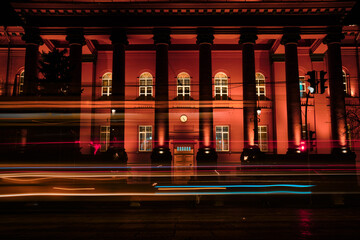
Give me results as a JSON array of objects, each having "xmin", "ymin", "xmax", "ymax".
[{"xmin": 0, "ymin": 0, "xmax": 359, "ymax": 165}]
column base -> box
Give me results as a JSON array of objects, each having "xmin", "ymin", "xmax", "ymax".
[
  {"xmin": 331, "ymin": 147, "xmax": 356, "ymax": 162},
  {"xmin": 241, "ymin": 146, "xmax": 262, "ymax": 164},
  {"xmin": 196, "ymin": 147, "xmax": 218, "ymax": 166},
  {"xmin": 103, "ymin": 147, "xmax": 128, "ymax": 163},
  {"xmin": 151, "ymin": 147, "xmax": 172, "ymax": 165}
]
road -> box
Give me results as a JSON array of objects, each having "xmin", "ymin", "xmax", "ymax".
[
  {"xmin": 1, "ymin": 201, "xmax": 360, "ymax": 240},
  {"xmin": 1, "ymin": 164, "xmax": 360, "ymax": 239}
]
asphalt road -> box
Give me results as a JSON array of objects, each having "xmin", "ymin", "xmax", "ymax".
[{"xmin": 1, "ymin": 201, "xmax": 360, "ymax": 240}]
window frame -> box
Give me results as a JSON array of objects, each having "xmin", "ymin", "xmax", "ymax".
[
  {"xmin": 258, "ymin": 125, "xmax": 268, "ymax": 152},
  {"xmin": 101, "ymin": 72, "xmax": 112, "ymax": 97},
  {"xmin": 139, "ymin": 72, "xmax": 153, "ymax": 97},
  {"xmin": 255, "ymin": 72, "xmax": 266, "ymax": 100},
  {"xmin": 138, "ymin": 125, "xmax": 152, "ymax": 152},
  {"xmin": 214, "ymin": 72, "xmax": 229, "ymax": 99},
  {"xmin": 18, "ymin": 70, "xmax": 25, "ymax": 95},
  {"xmin": 216, "ymin": 125, "xmax": 230, "ymax": 152},
  {"xmin": 177, "ymin": 72, "xmax": 191, "ymax": 98}
]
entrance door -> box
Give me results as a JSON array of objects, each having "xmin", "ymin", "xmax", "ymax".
[{"xmin": 173, "ymin": 144, "xmax": 195, "ymax": 183}]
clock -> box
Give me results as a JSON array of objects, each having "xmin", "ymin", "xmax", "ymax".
[{"xmin": 180, "ymin": 114, "xmax": 188, "ymax": 123}]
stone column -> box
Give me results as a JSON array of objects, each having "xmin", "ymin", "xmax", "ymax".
[
  {"xmin": 66, "ymin": 28, "xmax": 85, "ymax": 96},
  {"xmin": 240, "ymin": 29, "xmax": 258, "ymax": 149},
  {"xmin": 110, "ymin": 30, "xmax": 128, "ymax": 150},
  {"xmin": 151, "ymin": 28, "xmax": 172, "ymax": 164},
  {"xmin": 323, "ymin": 27, "xmax": 348, "ymax": 152},
  {"xmin": 281, "ymin": 29, "xmax": 302, "ymax": 153},
  {"xmin": 22, "ymin": 28, "xmax": 43, "ymax": 96},
  {"xmin": 196, "ymin": 28, "xmax": 217, "ymax": 164}
]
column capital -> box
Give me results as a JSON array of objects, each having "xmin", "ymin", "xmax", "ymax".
[
  {"xmin": 153, "ymin": 28, "xmax": 171, "ymax": 45},
  {"xmin": 22, "ymin": 27, "xmax": 43, "ymax": 45},
  {"xmin": 110, "ymin": 29, "xmax": 129, "ymax": 45},
  {"xmin": 281, "ymin": 28, "xmax": 301, "ymax": 45},
  {"xmin": 66, "ymin": 28, "xmax": 85, "ymax": 45},
  {"xmin": 196, "ymin": 28, "xmax": 214, "ymax": 45},
  {"xmin": 323, "ymin": 26, "xmax": 344, "ymax": 45},
  {"xmin": 239, "ymin": 28, "xmax": 258, "ymax": 44}
]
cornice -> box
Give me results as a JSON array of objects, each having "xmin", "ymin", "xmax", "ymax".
[{"xmin": 12, "ymin": 1, "xmax": 356, "ymax": 24}]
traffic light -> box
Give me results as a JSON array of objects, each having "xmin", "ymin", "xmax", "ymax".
[
  {"xmin": 319, "ymin": 70, "xmax": 328, "ymax": 94},
  {"xmin": 306, "ymin": 70, "xmax": 317, "ymax": 94}
]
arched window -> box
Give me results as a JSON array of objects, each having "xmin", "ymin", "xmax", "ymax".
[
  {"xmin": 255, "ymin": 73, "xmax": 266, "ymax": 100},
  {"xmin": 214, "ymin": 72, "xmax": 228, "ymax": 100},
  {"xmin": 18, "ymin": 70, "xmax": 25, "ymax": 95},
  {"xmin": 139, "ymin": 72, "xmax": 153, "ymax": 97},
  {"xmin": 342, "ymin": 69, "xmax": 349, "ymax": 94},
  {"xmin": 101, "ymin": 72, "xmax": 112, "ymax": 96},
  {"xmin": 177, "ymin": 72, "xmax": 191, "ymax": 99}
]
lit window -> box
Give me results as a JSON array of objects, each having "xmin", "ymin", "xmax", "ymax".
[
  {"xmin": 102, "ymin": 72, "xmax": 112, "ymax": 96},
  {"xmin": 258, "ymin": 125, "xmax": 268, "ymax": 152},
  {"xmin": 139, "ymin": 125, "xmax": 152, "ymax": 151},
  {"xmin": 139, "ymin": 72, "xmax": 153, "ymax": 97},
  {"xmin": 342, "ymin": 70, "xmax": 349, "ymax": 94},
  {"xmin": 216, "ymin": 126, "xmax": 229, "ymax": 151},
  {"xmin": 214, "ymin": 72, "xmax": 228, "ymax": 100},
  {"xmin": 100, "ymin": 126, "xmax": 110, "ymax": 152},
  {"xmin": 256, "ymin": 73, "xmax": 266, "ymax": 100},
  {"xmin": 299, "ymin": 76, "xmax": 306, "ymax": 98},
  {"xmin": 18, "ymin": 70, "xmax": 25, "ymax": 94},
  {"xmin": 177, "ymin": 72, "xmax": 191, "ymax": 98}
]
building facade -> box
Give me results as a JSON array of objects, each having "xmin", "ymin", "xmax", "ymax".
[{"xmin": 0, "ymin": 0, "xmax": 359, "ymax": 165}]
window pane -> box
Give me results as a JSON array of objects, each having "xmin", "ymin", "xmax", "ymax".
[
  {"xmin": 146, "ymin": 133, "xmax": 152, "ymax": 141},
  {"xmin": 146, "ymin": 126, "xmax": 152, "ymax": 132}
]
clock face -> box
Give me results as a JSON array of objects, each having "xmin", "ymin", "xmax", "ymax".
[{"xmin": 180, "ymin": 114, "xmax": 188, "ymax": 123}]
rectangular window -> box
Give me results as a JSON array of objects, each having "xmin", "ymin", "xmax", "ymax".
[
  {"xmin": 216, "ymin": 126, "xmax": 229, "ymax": 151},
  {"xmin": 139, "ymin": 80, "xmax": 153, "ymax": 96},
  {"xmin": 100, "ymin": 126, "xmax": 110, "ymax": 152},
  {"xmin": 139, "ymin": 125, "xmax": 152, "ymax": 151},
  {"xmin": 214, "ymin": 79, "xmax": 228, "ymax": 98},
  {"xmin": 256, "ymin": 78, "xmax": 266, "ymax": 100},
  {"xmin": 299, "ymin": 76, "xmax": 306, "ymax": 98},
  {"xmin": 258, "ymin": 125, "xmax": 268, "ymax": 152},
  {"xmin": 177, "ymin": 78, "xmax": 191, "ymax": 97},
  {"xmin": 101, "ymin": 79, "xmax": 112, "ymax": 96}
]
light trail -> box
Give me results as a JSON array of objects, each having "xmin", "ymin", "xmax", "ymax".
[
  {"xmin": 0, "ymin": 191, "xmax": 312, "ymax": 198},
  {"xmin": 157, "ymin": 187, "xmax": 227, "ymax": 191},
  {"xmin": 155, "ymin": 191, "xmax": 313, "ymax": 195},
  {"xmin": 155, "ymin": 184, "xmax": 315, "ymax": 188},
  {"xmin": 53, "ymin": 187, "xmax": 95, "ymax": 191}
]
